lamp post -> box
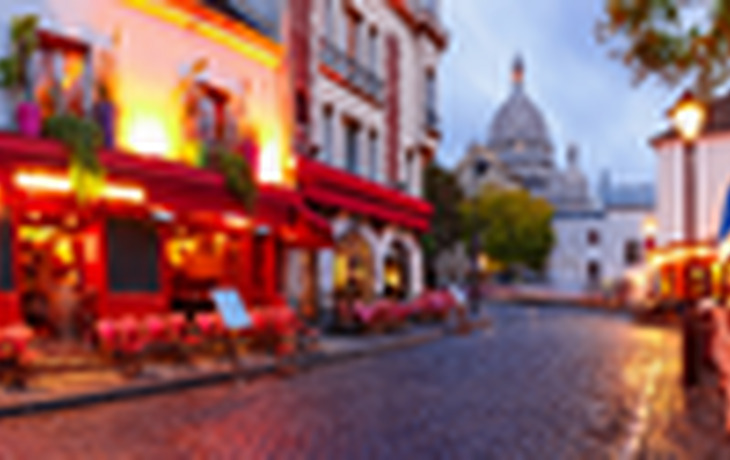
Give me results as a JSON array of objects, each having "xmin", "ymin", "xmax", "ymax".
[{"xmin": 669, "ymin": 89, "xmax": 707, "ymax": 388}]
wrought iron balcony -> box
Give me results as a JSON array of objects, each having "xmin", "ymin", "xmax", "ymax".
[{"xmin": 320, "ymin": 38, "xmax": 383, "ymax": 103}]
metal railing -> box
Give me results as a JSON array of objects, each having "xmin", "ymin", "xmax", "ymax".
[{"xmin": 320, "ymin": 37, "xmax": 383, "ymax": 103}]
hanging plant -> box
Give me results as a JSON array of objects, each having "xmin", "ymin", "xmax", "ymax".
[
  {"xmin": 0, "ymin": 14, "xmax": 38, "ymax": 101},
  {"xmin": 42, "ymin": 115, "xmax": 106, "ymax": 204},
  {"xmin": 214, "ymin": 147, "xmax": 257, "ymax": 211}
]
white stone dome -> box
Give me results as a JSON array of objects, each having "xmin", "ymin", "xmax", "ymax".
[{"xmin": 487, "ymin": 55, "xmax": 552, "ymax": 154}]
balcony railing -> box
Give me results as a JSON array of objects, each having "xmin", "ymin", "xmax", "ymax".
[{"xmin": 320, "ymin": 38, "xmax": 383, "ymax": 103}]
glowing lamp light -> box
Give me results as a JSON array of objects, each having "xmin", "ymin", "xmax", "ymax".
[
  {"xmin": 15, "ymin": 173, "xmax": 71, "ymax": 193},
  {"xmin": 669, "ymin": 90, "xmax": 706, "ymax": 142},
  {"xmin": 125, "ymin": 116, "xmax": 171, "ymax": 157},
  {"xmin": 15, "ymin": 172, "xmax": 146, "ymax": 204},
  {"xmin": 104, "ymin": 184, "xmax": 146, "ymax": 203},
  {"xmin": 224, "ymin": 213, "xmax": 250, "ymax": 230}
]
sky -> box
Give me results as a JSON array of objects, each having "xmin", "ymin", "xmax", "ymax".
[{"xmin": 438, "ymin": 0, "xmax": 684, "ymax": 189}]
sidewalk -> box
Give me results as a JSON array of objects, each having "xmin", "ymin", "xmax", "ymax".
[{"xmin": 0, "ymin": 314, "xmax": 490, "ymax": 418}]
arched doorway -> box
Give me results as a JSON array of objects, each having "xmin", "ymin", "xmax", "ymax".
[
  {"xmin": 384, "ymin": 241, "xmax": 410, "ymax": 300},
  {"xmin": 333, "ymin": 230, "xmax": 375, "ymax": 302}
]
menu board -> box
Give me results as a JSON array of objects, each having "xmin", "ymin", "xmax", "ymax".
[{"xmin": 211, "ymin": 289, "xmax": 252, "ymax": 331}]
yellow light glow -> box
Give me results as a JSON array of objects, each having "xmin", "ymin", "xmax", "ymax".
[
  {"xmin": 123, "ymin": 113, "xmax": 173, "ymax": 158},
  {"xmin": 15, "ymin": 173, "xmax": 71, "ymax": 193},
  {"xmin": 721, "ymin": 239, "xmax": 730, "ymax": 261},
  {"xmin": 55, "ymin": 237, "xmax": 74, "ymax": 265},
  {"xmin": 15, "ymin": 172, "xmax": 146, "ymax": 204},
  {"xmin": 670, "ymin": 91, "xmax": 706, "ymax": 142},
  {"xmin": 258, "ymin": 138, "xmax": 284, "ymax": 184},
  {"xmin": 104, "ymin": 184, "xmax": 146, "ymax": 203},
  {"xmin": 224, "ymin": 213, "xmax": 249, "ymax": 230},
  {"xmin": 642, "ymin": 217, "xmax": 657, "ymax": 237}
]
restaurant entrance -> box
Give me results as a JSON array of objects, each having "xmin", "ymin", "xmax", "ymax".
[{"xmin": 17, "ymin": 212, "xmax": 98, "ymax": 340}]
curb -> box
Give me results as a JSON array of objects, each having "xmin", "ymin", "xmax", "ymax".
[{"xmin": 0, "ymin": 322, "xmax": 481, "ymax": 419}]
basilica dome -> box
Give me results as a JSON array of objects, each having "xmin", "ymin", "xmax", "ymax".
[{"xmin": 487, "ymin": 55, "xmax": 552, "ymax": 154}]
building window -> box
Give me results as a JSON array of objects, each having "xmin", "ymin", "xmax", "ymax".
[
  {"xmin": 324, "ymin": 0, "xmax": 335, "ymax": 38},
  {"xmin": 587, "ymin": 261, "xmax": 601, "ymax": 286},
  {"xmin": 34, "ymin": 31, "xmax": 91, "ymax": 119},
  {"xmin": 368, "ymin": 27, "xmax": 378, "ymax": 74},
  {"xmin": 345, "ymin": 121, "xmax": 360, "ymax": 174},
  {"xmin": 624, "ymin": 240, "xmax": 641, "ymax": 266},
  {"xmin": 346, "ymin": 12, "xmax": 361, "ymax": 59},
  {"xmin": 425, "ymin": 70, "xmax": 438, "ymax": 130},
  {"xmin": 587, "ymin": 229, "xmax": 600, "ymax": 246},
  {"xmin": 321, "ymin": 107, "xmax": 333, "ymax": 163},
  {"xmin": 368, "ymin": 131, "xmax": 378, "ymax": 181},
  {"xmin": 0, "ymin": 218, "xmax": 13, "ymax": 291},
  {"xmin": 107, "ymin": 219, "xmax": 160, "ymax": 293},
  {"xmin": 405, "ymin": 150, "xmax": 415, "ymax": 194},
  {"xmin": 295, "ymin": 89, "xmax": 308, "ymax": 126},
  {"xmin": 474, "ymin": 158, "xmax": 490, "ymax": 177}
]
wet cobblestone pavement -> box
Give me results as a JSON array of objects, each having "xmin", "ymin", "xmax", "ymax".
[{"xmin": 0, "ymin": 305, "xmax": 719, "ymax": 459}]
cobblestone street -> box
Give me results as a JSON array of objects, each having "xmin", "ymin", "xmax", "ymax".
[{"xmin": 0, "ymin": 305, "xmax": 715, "ymax": 459}]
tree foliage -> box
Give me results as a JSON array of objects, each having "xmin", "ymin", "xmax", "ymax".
[
  {"xmin": 422, "ymin": 163, "xmax": 464, "ymax": 254},
  {"xmin": 597, "ymin": 0, "xmax": 730, "ymax": 98},
  {"xmin": 421, "ymin": 163, "xmax": 464, "ymax": 286},
  {"xmin": 462, "ymin": 186, "xmax": 555, "ymax": 273}
]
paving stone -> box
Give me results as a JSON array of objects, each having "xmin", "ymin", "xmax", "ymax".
[{"xmin": 0, "ymin": 305, "xmax": 718, "ymax": 459}]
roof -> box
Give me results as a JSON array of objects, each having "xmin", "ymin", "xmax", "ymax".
[
  {"xmin": 652, "ymin": 92, "xmax": 730, "ymax": 145},
  {"xmin": 602, "ymin": 183, "xmax": 655, "ymax": 210}
]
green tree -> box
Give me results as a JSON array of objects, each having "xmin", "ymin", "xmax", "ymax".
[
  {"xmin": 462, "ymin": 186, "xmax": 555, "ymax": 273},
  {"xmin": 597, "ymin": 0, "xmax": 730, "ymax": 97},
  {"xmin": 422, "ymin": 162, "xmax": 464, "ymax": 286}
]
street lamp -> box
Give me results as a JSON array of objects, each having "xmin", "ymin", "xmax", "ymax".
[
  {"xmin": 669, "ymin": 89, "xmax": 707, "ymax": 389},
  {"xmin": 669, "ymin": 89, "xmax": 706, "ymax": 243}
]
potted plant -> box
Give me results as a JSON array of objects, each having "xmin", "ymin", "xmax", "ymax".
[
  {"xmin": 0, "ymin": 15, "xmax": 41, "ymax": 136},
  {"xmin": 42, "ymin": 114, "xmax": 105, "ymax": 203},
  {"xmin": 213, "ymin": 146, "xmax": 257, "ymax": 211}
]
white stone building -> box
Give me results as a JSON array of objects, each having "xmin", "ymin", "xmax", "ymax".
[
  {"xmin": 283, "ymin": 0, "xmax": 447, "ymax": 317},
  {"xmin": 652, "ymin": 92, "xmax": 730, "ymax": 247},
  {"xmin": 450, "ymin": 55, "xmax": 655, "ymax": 292}
]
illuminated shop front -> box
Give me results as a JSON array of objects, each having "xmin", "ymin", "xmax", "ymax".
[{"xmin": 0, "ymin": 0, "xmax": 332, "ymax": 335}]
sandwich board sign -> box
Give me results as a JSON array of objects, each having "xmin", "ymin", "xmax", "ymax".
[{"xmin": 211, "ymin": 288, "xmax": 252, "ymax": 331}]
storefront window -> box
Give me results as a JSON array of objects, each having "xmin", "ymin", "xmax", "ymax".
[
  {"xmin": 107, "ymin": 219, "xmax": 160, "ymax": 293},
  {"xmin": 0, "ymin": 219, "xmax": 13, "ymax": 291}
]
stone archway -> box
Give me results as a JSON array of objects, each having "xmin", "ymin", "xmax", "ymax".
[
  {"xmin": 334, "ymin": 230, "xmax": 376, "ymax": 302},
  {"xmin": 379, "ymin": 229, "xmax": 423, "ymax": 299},
  {"xmin": 384, "ymin": 240, "xmax": 410, "ymax": 300}
]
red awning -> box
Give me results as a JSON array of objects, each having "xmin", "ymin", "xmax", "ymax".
[
  {"xmin": 298, "ymin": 156, "xmax": 432, "ymax": 232},
  {"xmin": 256, "ymin": 185, "xmax": 333, "ymax": 248}
]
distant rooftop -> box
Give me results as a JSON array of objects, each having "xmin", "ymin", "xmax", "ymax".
[{"xmin": 601, "ymin": 183, "xmax": 655, "ymax": 210}]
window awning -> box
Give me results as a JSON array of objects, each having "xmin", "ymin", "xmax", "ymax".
[{"xmin": 298, "ymin": 156, "xmax": 432, "ymax": 232}]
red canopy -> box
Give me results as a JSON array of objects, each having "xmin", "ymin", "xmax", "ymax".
[{"xmin": 298, "ymin": 156, "xmax": 432, "ymax": 232}]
